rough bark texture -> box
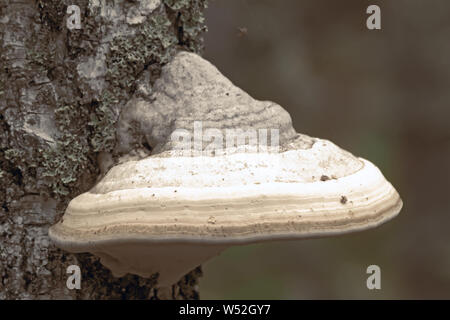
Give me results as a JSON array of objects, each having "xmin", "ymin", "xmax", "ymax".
[{"xmin": 0, "ymin": 0, "xmax": 207, "ymax": 299}]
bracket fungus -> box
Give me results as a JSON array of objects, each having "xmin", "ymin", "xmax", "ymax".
[{"xmin": 49, "ymin": 52, "xmax": 402, "ymax": 287}]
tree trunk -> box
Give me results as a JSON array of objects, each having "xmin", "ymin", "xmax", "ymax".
[{"xmin": 0, "ymin": 0, "xmax": 207, "ymax": 299}]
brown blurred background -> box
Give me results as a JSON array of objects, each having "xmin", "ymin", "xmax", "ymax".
[{"xmin": 198, "ymin": 0, "xmax": 450, "ymax": 299}]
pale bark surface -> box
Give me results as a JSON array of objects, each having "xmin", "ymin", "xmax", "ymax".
[{"xmin": 0, "ymin": 0, "xmax": 207, "ymax": 299}]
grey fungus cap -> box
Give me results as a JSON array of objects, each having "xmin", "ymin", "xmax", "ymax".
[{"xmin": 49, "ymin": 52, "xmax": 402, "ymax": 287}]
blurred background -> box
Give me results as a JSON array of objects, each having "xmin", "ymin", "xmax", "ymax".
[{"xmin": 199, "ymin": 0, "xmax": 450, "ymax": 299}]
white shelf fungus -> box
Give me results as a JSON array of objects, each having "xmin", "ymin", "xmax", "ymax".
[{"xmin": 49, "ymin": 52, "xmax": 402, "ymax": 287}]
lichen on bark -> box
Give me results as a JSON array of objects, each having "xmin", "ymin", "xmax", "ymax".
[{"xmin": 0, "ymin": 0, "xmax": 209, "ymax": 299}]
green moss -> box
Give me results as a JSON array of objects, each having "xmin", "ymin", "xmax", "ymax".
[
  {"xmin": 2, "ymin": 1, "xmax": 209, "ymax": 197},
  {"xmin": 95, "ymin": 9, "xmax": 180, "ymax": 153},
  {"xmin": 41, "ymin": 103, "xmax": 91, "ymax": 196},
  {"xmin": 67, "ymin": 0, "xmax": 100, "ymax": 58},
  {"xmin": 163, "ymin": 0, "xmax": 208, "ymax": 53},
  {"xmin": 26, "ymin": 49, "xmax": 53, "ymax": 71},
  {"xmin": 25, "ymin": 31, "xmax": 57, "ymax": 73},
  {"xmin": 36, "ymin": 0, "xmax": 67, "ymax": 31},
  {"xmin": 85, "ymin": 0, "xmax": 209, "ymax": 157},
  {"xmin": 106, "ymin": 12, "xmax": 177, "ymax": 95},
  {"xmin": 4, "ymin": 148, "xmax": 25, "ymax": 162},
  {"xmin": 89, "ymin": 91, "xmax": 117, "ymax": 152}
]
